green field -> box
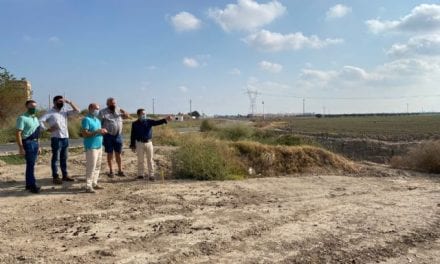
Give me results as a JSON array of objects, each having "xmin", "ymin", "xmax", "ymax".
[{"xmin": 275, "ymin": 115, "xmax": 440, "ymax": 141}]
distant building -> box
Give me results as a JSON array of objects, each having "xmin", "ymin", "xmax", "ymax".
[{"xmin": 0, "ymin": 80, "xmax": 32, "ymax": 121}]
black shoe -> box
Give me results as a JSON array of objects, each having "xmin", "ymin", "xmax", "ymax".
[
  {"xmin": 137, "ymin": 175, "xmax": 145, "ymax": 180},
  {"xmin": 29, "ymin": 186, "xmax": 41, "ymax": 193},
  {"xmin": 116, "ymin": 171, "xmax": 126, "ymax": 177},
  {"xmin": 25, "ymin": 185, "xmax": 31, "ymax": 190},
  {"xmin": 107, "ymin": 172, "xmax": 114, "ymax": 178},
  {"xmin": 53, "ymin": 177, "xmax": 63, "ymax": 185},
  {"xmin": 62, "ymin": 176, "xmax": 75, "ymax": 182}
]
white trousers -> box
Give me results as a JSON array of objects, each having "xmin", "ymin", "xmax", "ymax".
[
  {"xmin": 85, "ymin": 148, "xmax": 102, "ymax": 188},
  {"xmin": 136, "ymin": 141, "xmax": 154, "ymax": 177}
]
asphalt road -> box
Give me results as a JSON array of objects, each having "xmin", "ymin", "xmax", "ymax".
[{"xmin": 0, "ymin": 127, "xmax": 199, "ymax": 155}]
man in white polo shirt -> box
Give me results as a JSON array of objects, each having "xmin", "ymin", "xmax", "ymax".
[{"xmin": 39, "ymin": 95, "xmax": 80, "ymax": 184}]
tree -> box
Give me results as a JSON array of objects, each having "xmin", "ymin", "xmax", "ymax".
[
  {"xmin": 189, "ymin": 110, "xmax": 200, "ymax": 118},
  {"xmin": 0, "ymin": 67, "xmax": 16, "ymax": 88}
]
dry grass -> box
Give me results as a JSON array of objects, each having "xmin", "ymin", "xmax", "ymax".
[
  {"xmin": 391, "ymin": 140, "xmax": 440, "ymax": 173},
  {"xmin": 154, "ymin": 125, "xmax": 181, "ymax": 146},
  {"xmin": 233, "ymin": 141, "xmax": 359, "ymax": 176},
  {"xmin": 172, "ymin": 134, "xmax": 358, "ymax": 180}
]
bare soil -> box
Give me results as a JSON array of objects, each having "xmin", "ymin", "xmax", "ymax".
[{"xmin": 0, "ymin": 147, "xmax": 439, "ymax": 263}]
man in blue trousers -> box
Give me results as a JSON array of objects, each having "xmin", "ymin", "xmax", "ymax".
[
  {"xmin": 16, "ymin": 100, "xmax": 41, "ymax": 193},
  {"xmin": 39, "ymin": 95, "xmax": 80, "ymax": 184}
]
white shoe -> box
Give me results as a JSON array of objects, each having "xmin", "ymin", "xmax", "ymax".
[{"xmin": 85, "ymin": 187, "xmax": 96, "ymax": 193}]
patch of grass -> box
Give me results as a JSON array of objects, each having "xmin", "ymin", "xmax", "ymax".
[
  {"xmin": 214, "ymin": 123, "xmax": 255, "ymax": 141},
  {"xmin": 172, "ymin": 137, "xmax": 246, "ymax": 181},
  {"xmin": 0, "ymin": 154, "xmax": 26, "ymax": 165},
  {"xmin": 154, "ymin": 125, "xmax": 181, "ymax": 146},
  {"xmin": 391, "ymin": 140, "xmax": 440, "ymax": 173}
]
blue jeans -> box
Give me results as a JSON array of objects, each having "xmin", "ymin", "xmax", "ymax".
[
  {"xmin": 23, "ymin": 140, "xmax": 39, "ymax": 187},
  {"xmin": 51, "ymin": 138, "xmax": 69, "ymax": 178}
]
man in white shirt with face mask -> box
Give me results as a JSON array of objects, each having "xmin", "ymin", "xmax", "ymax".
[{"xmin": 39, "ymin": 95, "xmax": 80, "ymax": 184}]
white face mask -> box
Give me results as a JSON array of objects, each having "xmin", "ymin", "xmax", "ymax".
[
  {"xmin": 141, "ymin": 114, "xmax": 147, "ymax": 120},
  {"xmin": 92, "ymin": 109, "xmax": 100, "ymax": 117}
]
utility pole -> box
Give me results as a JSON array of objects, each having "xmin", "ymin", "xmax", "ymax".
[
  {"xmin": 48, "ymin": 93, "xmax": 51, "ymax": 109},
  {"xmin": 262, "ymin": 101, "xmax": 265, "ymax": 120},
  {"xmin": 302, "ymin": 98, "xmax": 305, "ymax": 116},
  {"xmin": 152, "ymin": 98, "xmax": 155, "ymax": 115},
  {"xmin": 189, "ymin": 99, "xmax": 192, "ymax": 114}
]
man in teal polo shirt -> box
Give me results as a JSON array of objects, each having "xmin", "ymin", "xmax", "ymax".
[
  {"xmin": 16, "ymin": 100, "xmax": 41, "ymax": 193},
  {"xmin": 81, "ymin": 103, "xmax": 107, "ymax": 193}
]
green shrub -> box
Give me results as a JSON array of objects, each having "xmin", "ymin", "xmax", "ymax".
[
  {"xmin": 0, "ymin": 127, "xmax": 16, "ymax": 144},
  {"xmin": 154, "ymin": 125, "xmax": 181, "ymax": 146},
  {"xmin": 67, "ymin": 117, "xmax": 83, "ymax": 139},
  {"xmin": 216, "ymin": 123, "xmax": 254, "ymax": 141},
  {"xmin": 172, "ymin": 137, "xmax": 245, "ymax": 180},
  {"xmin": 200, "ymin": 119, "xmax": 217, "ymax": 132}
]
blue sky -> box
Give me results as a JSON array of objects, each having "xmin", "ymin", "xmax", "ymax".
[{"xmin": 1, "ymin": 0, "xmax": 440, "ymax": 115}]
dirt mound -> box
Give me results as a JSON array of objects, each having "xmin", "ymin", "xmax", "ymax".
[{"xmin": 233, "ymin": 141, "xmax": 359, "ymax": 176}]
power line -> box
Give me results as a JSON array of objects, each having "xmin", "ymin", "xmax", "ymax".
[{"xmin": 258, "ymin": 92, "xmax": 440, "ymax": 101}]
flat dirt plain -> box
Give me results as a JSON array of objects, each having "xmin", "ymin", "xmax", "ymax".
[{"xmin": 0, "ymin": 147, "xmax": 440, "ymax": 264}]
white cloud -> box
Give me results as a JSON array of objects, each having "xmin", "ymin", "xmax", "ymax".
[
  {"xmin": 147, "ymin": 65, "xmax": 158, "ymax": 70},
  {"xmin": 247, "ymin": 77, "xmax": 291, "ymax": 94},
  {"xmin": 326, "ymin": 4, "xmax": 352, "ymax": 19},
  {"xmin": 259, "ymin": 60, "xmax": 283, "ymax": 73},
  {"xmin": 170, "ymin": 11, "xmax": 202, "ymax": 32},
  {"xmin": 48, "ymin": 36, "xmax": 61, "ymax": 44},
  {"xmin": 387, "ymin": 34, "xmax": 440, "ymax": 57},
  {"xmin": 298, "ymin": 58, "xmax": 440, "ymax": 92},
  {"xmin": 366, "ymin": 4, "xmax": 440, "ymax": 34},
  {"xmin": 208, "ymin": 0, "xmax": 286, "ymax": 32},
  {"xmin": 229, "ymin": 68, "xmax": 241, "ymax": 75},
  {"xmin": 244, "ymin": 29, "xmax": 343, "ymax": 52},
  {"xmin": 182, "ymin": 57, "xmax": 200, "ymax": 68},
  {"xmin": 179, "ymin": 86, "xmax": 188, "ymax": 93}
]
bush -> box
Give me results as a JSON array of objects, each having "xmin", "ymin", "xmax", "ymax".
[
  {"xmin": 0, "ymin": 117, "xmax": 17, "ymax": 143},
  {"xmin": 154, "ymin": 125, "xmax": 181, "ymax": 146},
  {"xmin": 216, "ymin": 123, "xmax": 254, "ymax": 141},
  {"xmin": 200, "ymin": 119, "xmax": 217, "ymax": 132},
  {"xmin": 172, "ymin": 137, "xmax": 245, "ymax": 180},
  {"xmin": 391, "ymin": 140, "xmax": 440, "ymax": 173},
  {"xmin": 67, "ymin": 117, "xmax": 83, "ymax": 139}
]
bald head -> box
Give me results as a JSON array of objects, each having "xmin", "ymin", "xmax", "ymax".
[{"xmin": 88, "ymin": 103, "xmax": 100, "ymax": 112}]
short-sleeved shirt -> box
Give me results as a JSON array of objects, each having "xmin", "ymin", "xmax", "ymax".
[
  {"xmin": 99, "ymin": 107, "xmax": 123, "ymax": 136},
  {"xmin": 39, "ymin": 108, "xmax": 79, "ymax": 138},
  {"xmin": 81, "ymin": 115, "xmax": 103, "ymax": 150},
  {"xmin": 16, "ymin": 112, "xmax": 40, "ymax": 139}
]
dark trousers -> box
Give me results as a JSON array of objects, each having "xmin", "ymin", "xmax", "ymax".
[
  {"xmin": 51, "ymin": 137, "xmax": 69, "ymax": 178},
  {"xmin": 23, "ymin": 140, "xmax": 39, "ymax": 187}
]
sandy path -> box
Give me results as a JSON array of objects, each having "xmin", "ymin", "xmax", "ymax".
[{"xmin": 0, "ymin": 149, "xmax": 439, "ymax": 263}]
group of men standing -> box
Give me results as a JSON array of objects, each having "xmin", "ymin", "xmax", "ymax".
[{"xmin": 15, "ymin": 96, "xmax": 171, "ymax": 194}]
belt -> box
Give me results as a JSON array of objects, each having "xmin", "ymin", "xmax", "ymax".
[
  {"xmin": 22, "ymin": 138, "xmax": 38, "ymax": 142},
  {"xmin": 138, "ymin": 139, "xmax": 151, "ymax": 143}
]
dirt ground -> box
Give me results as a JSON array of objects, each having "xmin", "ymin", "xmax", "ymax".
[{"xmin": 0, "ymin": 147, "xmax": 439, "ymax": 264}]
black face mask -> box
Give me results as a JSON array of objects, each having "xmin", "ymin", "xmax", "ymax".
[
  {"xmin": 55, "ymin": 102, "xmax": 64, "ymax": 109},
  {"xmin": 108, "ymin": 105, "xmax": 116, "ymax": 111}
]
